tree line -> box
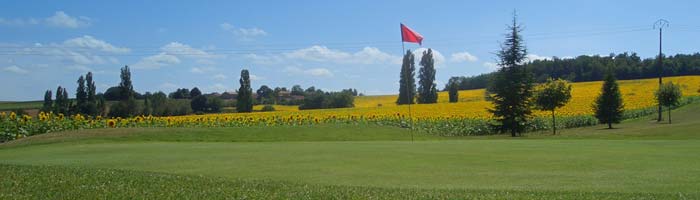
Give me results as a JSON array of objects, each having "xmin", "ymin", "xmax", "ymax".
[
  {"xmin": 41, "ymin": 66, "xmax": 358, "ymax": 118},
  {"xmin": 41, "ymin": 72, "xmax": 107, "ymax": 117},
  {"xmin": 446, "ymin": 52, "xmax": 700, "ymax": 91},
  {"xmin": 476, "ymin": 13, "xmax": 683, "ymax": 137}
]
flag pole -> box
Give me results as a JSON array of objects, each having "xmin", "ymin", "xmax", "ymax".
[{"xmin": 400, "ymin": 23, "xmax": 414, "ymax": 143}]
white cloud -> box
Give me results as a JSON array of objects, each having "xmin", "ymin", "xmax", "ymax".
[
  {"xmin": 305, "ymin": 68, "xmax": 333, "ymax": 77},
  {"xmin": 284, "ymin": 66, "xmax": 303, "ymax": 73},
  {"xmin": 59, "ymin": 51, "xmax": 108, "ymax": 65},
  {"xmin": 45, "ymin": 11, "xmax": 91, "ymax": 28},
  {"xmin": 235, "ymin": 27, "xmax": 267, "ymax": 37},
  {"xmin": 213, "ymin": 74, "xmax": 227, "ymax": 81},
  {"xmin": 220, "ymin": 23, "xmax": 234, "ymax": 31},
  {"xmin": 414, "ymin": 48, "xmax": 446, "ymax": 67},
  {"xmin": 19, "ymin": 36, "xmax": 128, "ymax": 66},
  {"xmin": 210, "ymin": 83, "xmax": 229, "ymax": 92},
  {"xmin": 161, "ymin": 42, "xmax": 214, "ymax": 59},
  {"xmin": 244, "ymin": 53, "xmax": 283, "ymax": 65},
  {"xmin": 220, "ymin": 22, "xmax": 267, "ymax": 40},
  {"xmin": 284, "ymin": 66, "xmax": 333, "ymax": 77},
  {"xmin": 159, "ymin": 82, "xmax": 178, "ymax": 90},
  {"xmin": 0, "ymin": 11, "xmax": 90, "ymax": 28},
  {"xmin": 264, "ymin": 45, "xmax": 400, "ymax": 65},
  {"xmin": 354, "ymin": 47, "xmax": 402, "ymax": 64},
  {"xmin": 132, "ymin": 53, "xmax": 181, "ymax": 69},
  {"xmin": 525, "ymin": 54, "xmax": 551, "ymax": 62},
  {"xmin": 190, "ymin": 67, "xmax": 205, "ymax": 73},
  {"xmin": 133, "ymin": 42, "xmax": 218, "ymax": 69},
  {"xmin": 284, "ymin": 46, "xmax": 351, "ymax": 62},
  {"xmin": 3, "ymin": 65, "xmax": 29, "ymax": 74},
  {"xmin": 483, "ymin": 62, "xmax": 499, "ymax": 71},
  {"xmin": 63, "ymin": 35, "xmax": 130, "ymax": 53},
  {"xmin": 450, "ymin": 52, "xmax": 478, "ymax": 63},
  {"xmin": 67, "ymin": 65, "xmax": 93, "ymax": 72},
  {"xmin": 0, "ymin": 17, "xmax": 40, "ymax": 26},
  {"xmin": 249, "ymin": 74, "xmax": 264, "ymax": 81}
]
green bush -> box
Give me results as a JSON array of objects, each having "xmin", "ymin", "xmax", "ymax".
[{"xmin": 260, "ymin": 105, "xmax": 275, "ymax": 112}]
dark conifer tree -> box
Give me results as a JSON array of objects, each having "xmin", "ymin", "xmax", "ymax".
[
  {"xmin": 594, "ymin": 68, "xmax": 624, "ymax": 129},
  {"xmin": 487, "ymin": 13, "xmax": 534, "ymax": 137}
]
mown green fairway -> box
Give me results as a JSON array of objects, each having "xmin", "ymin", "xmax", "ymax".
[{"xmin": 2, "ymin": 104, "xmax": 700, "ymax": 199}]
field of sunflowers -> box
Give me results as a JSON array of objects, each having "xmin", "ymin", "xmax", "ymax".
[{"xmin": 2, "ymin": 76, "xmax": 700, "ymax": 142}]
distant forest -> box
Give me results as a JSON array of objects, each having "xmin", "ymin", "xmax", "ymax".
[{"xmin": 445, "ymin": 52, "xmax": 700, "ymax": 90}]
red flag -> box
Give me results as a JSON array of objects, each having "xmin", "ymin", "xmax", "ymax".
[{"xmin": 401, "ymin": 23, "xmax": 423, "ymax": 45}]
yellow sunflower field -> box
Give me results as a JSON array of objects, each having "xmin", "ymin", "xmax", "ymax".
[{"xmin": 2, "ymin": 76, "xmax": 700, "ymax": 141}]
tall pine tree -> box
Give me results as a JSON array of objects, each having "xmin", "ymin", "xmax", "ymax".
[
  {"xmin": 418, "ymin": 48, "xmax": 438, "ymax": 104},
  {"xmin": 487, "ymin": 13, "xmax": 534, "ymax": 137},
  {"xmin": 236, "ymin": 69, "xmax": 254, "ymax": 113},
  {"xmin": 397, "ymin": 50, "xmax": 416, "ymax": 105},
  {"xmin": 594, "ymin": 68, "xmax": 624, "ymax": 129}
]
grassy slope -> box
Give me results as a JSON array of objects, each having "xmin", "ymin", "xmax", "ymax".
[
  {"xmin": 0, "ymin": 100, "xmax": 42, "ymax": 111},
  {"xmin": 1, "ymin": 103, "xmax": 700, "ymax": 198},
  {"xmin": 0, "ymin": 124, "xmax": 438, "ymax": 148},
  {"xmin": 530, "ymin": 101, "xmax": 700, "ymax": 139}
]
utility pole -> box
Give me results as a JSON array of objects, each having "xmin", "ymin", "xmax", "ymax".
[{"xmin": 654, "ymin": 19, "xmax": 669, "ymax": 122}]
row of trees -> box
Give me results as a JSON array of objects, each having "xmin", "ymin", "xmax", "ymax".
[
  {"xmin": 41, "ymin": 72, "xmax": 107, "ymax": 117},
  {"xmin": 446, "ymin": 52, "xmax": 700, "ymax": 91},
  {"xmin": 298, "ymin": 89, "xmax": 355, "ymax": 110},
  {"xmin": 41, "ymin": 66, "xmax": 357, "ymax": 117},
  {"xmin": 254, "ymin": 85, "xmax": 359, "ymax": 105},
  {"xmin": 112, "ymin": 66, "xmax": 224, "ymax": 117},
  {"xmin": 397, "ymin": 49, "xmax": 439, "ymax": 104},
  {"xmin": 235, "ymin": 69, "xmax": 357, "ymax": 112}
]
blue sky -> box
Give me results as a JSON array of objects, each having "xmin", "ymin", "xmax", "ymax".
[{"xmin": 1, "ymin": 0, "xmax": 699, "ymax": 101}]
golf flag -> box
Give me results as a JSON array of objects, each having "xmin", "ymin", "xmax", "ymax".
[{"xmin": 401, "ymin": 23, "xmax": 423, "ymax": 45}]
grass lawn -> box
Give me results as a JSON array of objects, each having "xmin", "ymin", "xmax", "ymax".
[{"xmin": 1, "ymin": 104, "xmax": 700, "ymax": 199}]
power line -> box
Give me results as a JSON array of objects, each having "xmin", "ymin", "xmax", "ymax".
[{"xmin": 0, "ymin": 25, "xmax": 676, "ymax": 57}]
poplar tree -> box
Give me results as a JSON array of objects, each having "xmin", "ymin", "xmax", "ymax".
[
  {"xmin": 236, "ymin": 69, "xmax": 254, "ymax": 113},
  {"xmin": 76, "ymin": 75, "xmax": 87, "ymax": 114},
  {"xmin": 42, "ymin": 90, "xmax": 53, "ymax": 112},
  {"xmin": 85, "ymin": 72, "xmax": 98, "ymax": 116},
  {"xmin": 397, "ymin": 50, "xmax": 416, "ymax": 105},
  {"xmin": 418, "ymin": 48, "xmax": 438, "ymax": 104}
]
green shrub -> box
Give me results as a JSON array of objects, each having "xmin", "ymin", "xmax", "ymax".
[{"xmin": 260, "ymin": 105, "xmax": 276, "ymax": 112}]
